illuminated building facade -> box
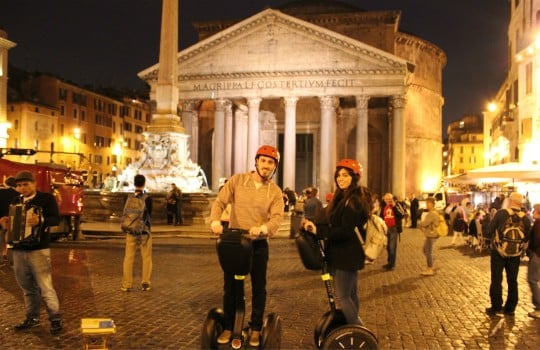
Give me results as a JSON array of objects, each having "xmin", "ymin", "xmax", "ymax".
[
  {"xmin": 484, "ymin": 0, "xmax": 540, "ymax": 166},
  {"xmin": 446, "ymin": 114, "xmax": 484, "ymax": 175},
  {"xmin": 5, "ymin": 73, "xmax": 150, "ymax": 187}
]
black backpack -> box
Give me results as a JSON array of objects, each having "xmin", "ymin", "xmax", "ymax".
[{"xmin": 493, "ymin": 209, "xmax": 527, "ymax": 257}]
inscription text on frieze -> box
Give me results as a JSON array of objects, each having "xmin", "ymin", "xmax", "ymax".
[{"xmin": 192, "ymin": 78, "xmax": 355, "ymax": 92}]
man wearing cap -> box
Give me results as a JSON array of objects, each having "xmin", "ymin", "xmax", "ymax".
[
  {"xmin": 485, "ymin": 192, "xmax": 531, "ymax": 317},
  {"xmin": 0, "ymin": 171, "xmax": 63, "ymax": 335},
  {"xmin": 0, "ymin": 176, "xmax": 19, "ymax": 264}
]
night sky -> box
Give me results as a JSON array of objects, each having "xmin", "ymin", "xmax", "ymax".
[{"xmin": 0, "ymin": 0, "xmax": 509, "ymax": 134}]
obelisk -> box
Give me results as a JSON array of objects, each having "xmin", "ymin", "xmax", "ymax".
[{"xmin": 147, "ymin": 0, "xmax": 189, "ymax": 161}]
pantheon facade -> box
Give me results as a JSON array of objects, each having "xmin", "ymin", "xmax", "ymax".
[{"xmin": 139, "ymin": 1, "xmax": 446, "ymax": 199}]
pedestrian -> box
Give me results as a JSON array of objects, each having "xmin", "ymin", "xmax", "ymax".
[
  {"xmin": 302, "ymin": 158, "xmax": 372, "ymax": 325},
  {"xmin": 120, "ymin": 174, "xmax": 153, "ymax": 292},
  {"xmin": 417, "ymin": 197, "xmax": 439, "ymax": 276},
  {"xmin": 485, "ymin": 192, "xmax": 531, "ymax": 316},
  {"xmin": 380, "ymin": 192, "xmax": 404, "ymax": 271},
  {"xmin": 410, "ymin": 194, "xmax": 419, "ymax": 228},
  {"xmin": 0, "ymin": 176, "xmax": 19, "ymax": 265},
  {"xmin": 284, "ymin": 187, "xmax": 297, "ymax": 213},
  {"xmin": 166, "ymin": 183, "xmax": 183, "ymax": 225},
  {"xmin": 451, "ymin": 202, "xmax": 467, "ymax": 246},
  {"xmin": 303, "ymin": 187, "xmax": 323, "ymax": 221},
  {"xmin": 527, "ymin": 203, "xmax": 540, "ymax": 318},
  {"xmin": 210, "ymin": 145, "xmax": 284, "ymax": 347},
  {"xmin": 0, "ymin": 171, "xmax": 63, "ymax": 335}
]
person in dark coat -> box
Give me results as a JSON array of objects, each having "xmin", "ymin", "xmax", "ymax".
[
  {"xmin": 303, "ymin": 159, "xmax": 372, "ymax": 325},
  {"xmin": 0, "ymin": 176, "xmax": 20, "ymax": 263},
  {"xmin": 410, "ymin": 194, "xmax": 419, "ymax": 228}
]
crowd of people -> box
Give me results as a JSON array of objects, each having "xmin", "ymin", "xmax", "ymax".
[{"xmin": 2, "ymin": 145, "xmax": 540, "ymax": 344}]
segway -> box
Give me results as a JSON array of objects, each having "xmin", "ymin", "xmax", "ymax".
[
  {"xmin": 201, "ymin": 229, "xmax": 282, "ymax": 349},
  {"xmin": 295, "ymin": 228, "xmax": 378, "ymax": 349}
]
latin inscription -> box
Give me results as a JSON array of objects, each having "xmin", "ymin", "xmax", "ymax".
[{"xmin": 192, "ymin": 79, "xmax": 355, "ymax": 92}]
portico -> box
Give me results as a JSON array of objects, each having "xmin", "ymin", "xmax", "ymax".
[{"xmin": 140, "ymin": 9, "xmax": 420, "ymax": 198}]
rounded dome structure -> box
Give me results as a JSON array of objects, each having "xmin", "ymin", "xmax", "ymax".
[{"xmin": 278, "ymin": 0, "xmax": 362, "ymax": 16}]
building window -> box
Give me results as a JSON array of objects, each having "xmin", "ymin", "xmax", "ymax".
[
  {"xmin": 34, "ymin": 121, "xmax": 39, "ymax": 131},
  {"xmin": 60, "ymin": 105, "xmax": 65, "ymax": 116},
  {"xmin": 81, "ymin": 110, "xmax": 85, "ymax": 121},
  {"xmin": 14, "ymin": 120, "xmax": 18, "ymax": 130},
  {"xmin": 460, "ymin": 157, "xmax": 464, "ymax": 163},
  {"xmin": 60, "ymin": 124, "xmax": 64, "ymax": 136},
  {"xmin": 526, "ymin": 62, "xmax": 533, "ymax": 94},
  {"xmin": 471, "ymin": 147, "xmax": 475, "ymax": 154},
  {"xmin": 34, "ymin": 107, "xmax": 39, "ymax": 113},
  {"xmin": 74, "ymin": 109, "xmax": 78, "ymax": 119},
  {"xmin": 460, "ymin": 146, "xmax": 464, "ymax": 154},
  {"xmin": 94, "ymin": 155, "xmax": 103, "ymax": 164}
]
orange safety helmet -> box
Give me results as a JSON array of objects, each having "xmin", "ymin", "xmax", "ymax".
[
  {"xmin": 256, "ymin": 145, "xmax": 280, "ymax": 163},
  {"xmin": 336, "ymin": 158, "xmax": 362, "ymax": 177}
]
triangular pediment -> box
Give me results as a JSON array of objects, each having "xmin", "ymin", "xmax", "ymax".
[{"xmin": 139, "ymin": 9, "xmax": 411, "ymax": 98}]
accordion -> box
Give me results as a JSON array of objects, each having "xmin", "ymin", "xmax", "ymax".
[{"xmin": 7, "ymin": 203, "xmax": 43, "ymax": 247}]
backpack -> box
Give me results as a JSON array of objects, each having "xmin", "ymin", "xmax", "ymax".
[
  {"xmin": 121, "ymin": 193, "xmax": 149, "ymax": 234},
  {"xmin": 435, "ymin": 214, "xmax": 448, "ymax": 237},
  {"xmin": 493, "ymin": 209, "xmax": 527, "ymax": 257},
  {"xmin": 362, "ymin": 215, "xmax": 388, "ymax": 260}
]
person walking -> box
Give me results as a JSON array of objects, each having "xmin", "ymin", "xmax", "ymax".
[
  {"xmin": 527, "ymin": 203, "xmax": 540, "ymax": 318},
  {"xmin": 210, "ymin": 145, "xmax": 284, "ymax": 347},
  {"xmin": 0, "ymin": 171, "xmax": 63, "ymax": 335},
  {"xmin": 485, "ymin": 192, "xmax": 531, "ymax": 316},
  {"xmin": 302, "ymin": 159, "xmax": 372, "ymax": 325},
  {"xmin": 303, "ymin": 187, "xmax": 323, "ymax": 221},
  {"xmin": 410, "ymin": 194, "xmax": 419, "ymax": 228},
  {"xmin": 451, "ymin": 202, "xmax": 467, "ymax": 246},
  {"xmin": 120, "ymin": 174, "xmax": 153, "ymax": 292},
  {"xmin": 0, "ymin": 176, "xmax": 19, "ymax": 265},
  {"xmin": 380, "ymin": 192, "xmax": 403, "ymax": 271},
  {"xmin": 417, "ymin": 197, "xmax": 439, "ymax": 276}
]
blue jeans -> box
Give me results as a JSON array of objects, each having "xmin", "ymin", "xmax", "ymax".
[
  {"xmin": 12, "ymin": 249, "xmax": 61, "ymax": 321},
  {"xmin": 333, "ymin": 268, "xmax": 360, "ymax": 325},
  {"xmin": 386, "ymin": 226, "xmax": 399, "ymax": 267},
  {"xmin": 423, "ymin": 237, "xmax": 438, "ymax": 268},
  {"xmin": 528, "ymin": 253, "xmax": 540, "ymax": 310},
  {"xmin": 489, "ymin": 250, "xmax": 520, "ymax": 312}
]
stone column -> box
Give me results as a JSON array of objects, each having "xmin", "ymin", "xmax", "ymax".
[
  {"xmin": 212, "ymin": 99, "xmax": 227, "ymax": 190},
  {"xmin": 181, "ymin": 99, "xmax": 197, "ymax": 160},
  {"xmin": 355, "ymin": 96, "xmax": 370, "ymax": 187},
  {"xmin": 247, "ymin": 98, "xmax": 261, "ymax": 169},
  {"xmin": 224, "ymin": 100, "xmax": 233, "ymax": 178},
  {"xmin": 283, "ymin": 97, "xmax": 298, "ymax": 190},
  {"xmin": 0, "ymin": 30, "xmax": 16, "ymax": 148},
  {"xmin": 319, "ymin": 96, "xmax": 338, "ymax": 200},
  {"xmin": 391, "ymin": 95, "xmax": 406, "ymax": 199},
  {"xmin": 234, "ymin": 105, "xmax": 248, "ymax": 174}
]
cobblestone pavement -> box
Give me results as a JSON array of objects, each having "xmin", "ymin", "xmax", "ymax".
[{"xmin": 1, "ymin": 228, "xmax": 539, "ymax": 349}]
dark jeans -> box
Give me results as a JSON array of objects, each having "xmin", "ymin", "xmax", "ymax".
[
  {"xmin": 222, "ymin": 239, "xmax": 268, "ymax": 331},
  {"xmin": 489, "ymin": 250, "xmax": 520, "ymax": 312},
  {"xmin": 386, "ymin": 226, "xmax": 399, "ymax": 268}
]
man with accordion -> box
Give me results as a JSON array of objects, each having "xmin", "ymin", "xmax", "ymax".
[{"xmin": 0, "ymin": 171, "xmax": 63, "ymax": 336}]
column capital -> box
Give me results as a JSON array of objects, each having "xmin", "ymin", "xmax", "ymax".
[
  {"xmin": 318, "ymin": 96, "xmax": 338, "ymax": 111},
  {"xmin": 214, "ymin": 99, "xmax": 229, "ymax": 112},
  {"xmin": 390, "ymin": 95, "xmax": 407, "ymax": 109},
  {"xmin": 247, "ymin": 97, "xmax": 262, "ymax": 109},
  {"xmin": 283, "ymin": 96, "xmax": 299, "ymax": 108},
  {"xmin": 355, "ymin": 96, "xmax": 370, "ymax": 109},
  {"xmin": 180, "ymin": 99, "xmax": 195, "ymax": 112}
]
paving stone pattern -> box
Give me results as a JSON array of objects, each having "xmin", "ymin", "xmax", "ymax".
[{"xmin": 0, "ymin": 229, "xmax": 539, "ymax": 349}]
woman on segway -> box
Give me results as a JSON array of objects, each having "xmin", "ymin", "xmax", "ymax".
[{"xmin": 302, "ymin": 159, "xmax": 372, "ymax": 325}]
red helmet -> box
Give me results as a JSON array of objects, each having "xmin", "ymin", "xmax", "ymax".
[
  {"xmin": 336, "ymin": 158, "xmax": 362, "ymax": 177},
  {"xmin": 256, "ymin": 145, "xmax": 280, "ymax": 163}
]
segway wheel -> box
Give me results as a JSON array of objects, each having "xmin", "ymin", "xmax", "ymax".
[
  {"xmin": 261, "ymin": 312, "xmax": 282, "ymax": 349},
  {"xmin": 201, "ymin": 308, "xmax": 225, "ymax": 349},
  {"xmin": 321, "ymin": 325, "xmax": 378, "ymax": 350},
  {"xmin": 314, "ymin": 310, "xmax": 347, "ymax": 348}
]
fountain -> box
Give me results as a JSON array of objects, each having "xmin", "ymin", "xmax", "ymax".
[{"xmin": 81, "ymin": 0, "xmax": 216, "ymax": 227}]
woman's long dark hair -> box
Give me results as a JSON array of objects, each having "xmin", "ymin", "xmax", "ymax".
[{"xmin": 326, "ymin": 167, "xmax": 371, "ymax": 221}]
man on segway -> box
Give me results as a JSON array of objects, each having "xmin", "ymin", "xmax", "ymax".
[{"xmin": 210, "ymin": 145, "xmax": 284, "ymax": 347}]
